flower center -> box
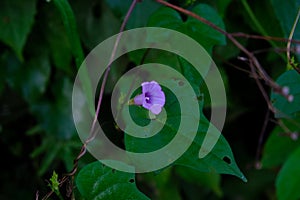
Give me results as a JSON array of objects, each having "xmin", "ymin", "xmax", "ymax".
[{"xmin": 145, "ymin": 92, "xmax": 151, "ymax": 103}]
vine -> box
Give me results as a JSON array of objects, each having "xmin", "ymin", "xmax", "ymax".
[{"xmin": 33, "ymin": 0, "xmax": 300, "ymax": 199}]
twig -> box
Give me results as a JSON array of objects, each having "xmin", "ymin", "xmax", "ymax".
[
  {"xmin": 231, "ymin": 32, "xmax": 300, "ymax": 44},
  {"xmin": 214, "ymin": 53, "xmax": 253, "ymax": 75},
  {"xmin": 155, "ymin": 0, "xmax": 283, "ymax": 110},
  {"xmin": 68, "ymin": 0, "xmax": 140, "ymax": 177},
  {"xmin": 252, "ymin": 47, "xmax": 298, "ymax": 55},
  {"xmin": 255, "ymin": 109, "xmax": 270, "ymax": 169},
  {"xmin": 39, "ymin": 0, "xmax": 139, "ymax": 199},
  {"xmin": 249, "ymin": 61, "xmax": 275, "ymax": 112},
  {"xmin": 287, "ymin": 7, "xmax": 300, "ymax": 74}
]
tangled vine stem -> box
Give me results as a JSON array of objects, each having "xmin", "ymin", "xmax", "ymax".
[
  {"xmin": 39, "ymin": 0, "xmax": 140, "ymax": 199},
  {"xmin": 156, "ymin": 0, "xmax": 295, "ymax": 106}
]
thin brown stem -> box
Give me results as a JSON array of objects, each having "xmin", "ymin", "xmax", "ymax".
[
  {"xmin": 255, "ymin": 109, "xmax": 270, "ymax": 169},
  {"xmin": 40, "ymin": 1, "xmax": 139, "ymax": 199},
  {"xmin": 68, "ymin": 0, "xmax": 139, "ymax": 175},
  {"xmin": 252, "ymin": 47, "xmax": 298, "ymax": 55},
  {"xmin": 231, "ymin": 32, "xmax": 300, "ymax": 44}
]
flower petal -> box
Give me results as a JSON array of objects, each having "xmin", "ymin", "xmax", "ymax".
[
  {"xmin": 150, "ymin": 90, "xmax": 165, "ymax": 106},
  {"xmin": 142, "ymin": 81, "xmax": 161, "ymax": 94},
  {"xmin": 150, "ymin": 104, "xmax": 163, "ymax": 115},
  {"xmin": 134, "ymin": 94, "xmax": 144, "ymax": 105}
]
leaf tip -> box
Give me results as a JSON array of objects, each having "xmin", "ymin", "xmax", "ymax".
[{"xmin": 240, "ymin": 174, "xmax": 248, "ymax": 183}]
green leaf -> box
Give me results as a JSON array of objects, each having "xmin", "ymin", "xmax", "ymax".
[
  {"xmin": 270, "ymin": 0, "xmax": 300, "ymax": 38},
  {"xmin": 216, "ymin": 0, "xmax": 232, "ymax": 17},
  {"xmin": 270, "ymin": 0, "xmax": 300, "ymax": 61},
  {"xmin": 42, "ymin": 3, "xmax": 72, "ymax": 73},
  {"xmin": 174, "ymin": 115, "xmax": 246, "ymax": 181},
  {"xmin": 49, "ymin": 171, "xmax": 60, "ymax": 192},
  {"xmin": 240, "ymin": 0, "xmax": 284, "ymax": 51},
  {"xmin": 175, "ymin": 166, "xmax": 223, "ymax": 197},
  {"xmin": 141, "ymin": 168, "xmax": 181, "ymax": 200},
  {"xmin": 271, "ymin": 70, "xmax": 300, "ymax": 118},
  {"xmin": 0, "ymin": 0, "xmax": 37, "ymax": 60},
  {"xmin": 30, "ymin": 78, "xmax": 76, "ymax": 139},
  {"xmin": 105, "ymin": 0, "xmax": 161, "ymax": 29},
  {"xmin": 124, "ymin": 80, "xmax": 246, "ymax": 181},
  {"xmin": 261, "ymin": 118, "xmax": 300, "ymax": 168},
  {"xmin": 37, "ymin": 140, "xmax": 62, "ymax": 176},
  {"xmin": 3, "ymin": 51, "xmax": 51, "ymax": 103},
  {"xmin": 130, "ymin": 50, "xmax": 203, "ymax": 96},
  {"xmin": 276, "ymin": 146, "xmax": 300, "ymax": 200},
  {"xmin": 76, "ymin": 161, "xmax": 149, "ymax": 200},
  {"xmin": 186, "ymin": 4, "xmax": 226, "ymax": 49},
  {"xmin": 148, "ymin": 4, "xmax": 226, "ymax": 53},
  {"xmin": 72, "ymin": 0, "xmax": 120, "ymax": 50}
]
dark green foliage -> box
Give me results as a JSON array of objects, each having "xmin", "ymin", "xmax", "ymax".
[{"xmin": 0, "ymin": 0, "xmax": 300, "ymax": 199}]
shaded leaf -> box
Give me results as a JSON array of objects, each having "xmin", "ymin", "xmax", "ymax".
[
  {"xmin": 30, "ymin": 78, "xmax": 76, "ymax": 139},
  {"xmin": 72, "ymin": 0, "xmax": 120, "ymax": 49},
  {"xmin": 270, "ymin": 0, "xmax": 300, "ymax": 61},
  {"xmin": 72, "ymin": 0, "xmax": 129, "ymax": 93},
  {"xmin": 261, "ymin": 118, "xmax": 300, "ymax": 168},
  {"xmin": 276, "ymin": 146, "xmax": 300, "ymax": 200},
  {"xmin": 76, "ymin": 161, "xmax": 149, "ymax": 200},
  {"xmin": 270, "ymin": 0, "xmax": 300, "ymax": 39},
  {"xmin": 175, "ymin": 166, "xmax": 223, "ymax": 197},
  {"xmin": 148, "ymin": 4, "xmax": 226, "ymax": 53},
  {"xmin": 42, "ymin": 3, "xmax": 72, "ymax": 73},
  {"xmin": 140, "ymin": 168, "xmax": 181, "ymax": 200},
  {"xmin": 216, "ymin": 0, "xmax": 232, "ymax": 17},
  {"xmin": 0, "ymin": 0, "xmax": 37, "ymax": 60},
  {"xmin": 105, "ymin": 0, "xmax": 161, "ymax": 29},
  {"xmin": 2, "ymin": 51, "xmax": 50, "ymax": 103},
  {"xmin": 271, "ymin": 70, "xmax": 300, "ymax": 118}
]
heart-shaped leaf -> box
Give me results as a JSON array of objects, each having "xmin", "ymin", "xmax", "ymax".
[
  {"xmin": 148, "ymin": 4, "xmax": 226, "ymax": 53},
  {"xmin": 122, "ymin": 78, "xmax": 246, "ymax": 181},
  {"xmin": 76, "ymin": 161, "xmax": 149, "ymax": 200}
]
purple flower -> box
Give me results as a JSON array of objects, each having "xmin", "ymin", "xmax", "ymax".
[{"xmin": 134, "ymin": 81, "xmax": 165, "ymax": 115}]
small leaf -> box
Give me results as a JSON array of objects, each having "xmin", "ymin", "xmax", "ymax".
[
  {"xmin": 49, "ymin": 171, "xmax": 60, "ymax": 192},
  {"xmin": 271, "ymin": 70, "xmax": 300, "ymax": 118},
  {"xmin": 3, "ymin": 51, "xmax": 51, "ymax": 103},
  {"xmin": 38, "ymin": 141, "xmax": 62, "ymax": 176},
  {"xmin": 175, "ymin": 166, "xmax": 223, "ymax": 197},
  {"xmin": 140, "ymin": 168, "xmax": 181, "ymax": 200},
  {"xmin": 270, "ymin": 0, "xmax": 300, "ymax": 61},
  {"xmin": 72, "ymin": 0, "xmax": 120, "ymax": 49},
  {"xmin": 105, "ymin": 0, "xmax": 161, "ymax": 29},
  {"xmin": 269, "ymin": 0, "xmax": 300, "ymax": 38},
  {"xmin": 76, "ymin": 161, "xmax": 149, "ymax": 200},
  {"xmin": 0, "ymin": 0, "xmax": 37, "ymax": 60},
  {"xmin": 148, "ymin": 4, "xmax": 226, "ymax": 53},
  {"xmin": 216, "ymin": 0, "xmax": 232, "ymax": 17},
  {"xmin": 186, "ymin": 4, "xmax": 226, "ymax": 50},
  {"xmin": 42, "ymin": 3, "xmax": 72, "ymax": 72},
  {"xmin": 30, "ymin": 78, "xmax": 76, "ymax": 139},
  {"xmin": 261, "ymin": 118, "xmax": 300, "ymax": 168},
  {"xmin": 276, "ymin": 146, "xmax": 300, "ymax": 200}
]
